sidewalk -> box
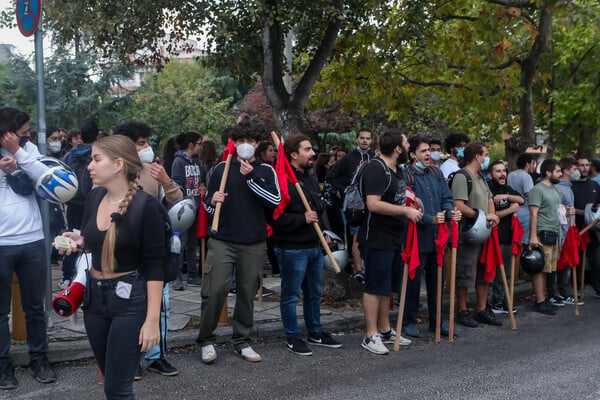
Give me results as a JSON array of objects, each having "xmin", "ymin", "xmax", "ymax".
[{"xmin": 8, "ymin": 264, "xmax": 533, "ymax": 366}]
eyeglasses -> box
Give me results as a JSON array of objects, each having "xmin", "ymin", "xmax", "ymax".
[{"xmin": 195, "ymin": 142, "xmax": 203, "ymax": 146}]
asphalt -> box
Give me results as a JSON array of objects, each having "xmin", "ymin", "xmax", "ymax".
[{"xmin": 8, "ymin": 263, "xmax": 540, "ymax": 367}]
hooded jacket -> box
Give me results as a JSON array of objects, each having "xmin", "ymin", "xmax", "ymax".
[
  {"xmin": 171, "ymin": 150, "xmax": 203, "ymax": 206},
  {"xmin": 326, "ymin": 148, "xmax": 375, "ymax": 194}
]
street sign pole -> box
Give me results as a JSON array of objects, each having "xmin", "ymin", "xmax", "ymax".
[{"xmin": 33, "ymin": 10, "xmax": 53, "ymax": 328}]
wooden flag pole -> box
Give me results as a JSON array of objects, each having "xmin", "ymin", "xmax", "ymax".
[
  {"xmin": 211, "ymin": 153, "xmax": 234, "ymax": 233},
  {"xmin": 499, "ymin": 263, "xmax": 517, "ymax": 330},
  {"xmin": 393, "ymin": 265, "xmax": 409, "ymax": 352},
  {"xmin": 509, "ymin": 254, "xmax": 516, "ymax": 322},
  {"xmin": 270, "ymin": 131, "xmax": 340, "ymax": 273},
  {"xmin": 97, "ymin": 368, "xmax": 104, "ymax": 385},
  {"xmin": 435, "ymin": 266, "xmax": 442, "ymax": 343},
  {"xmin": 448, "ymin": 246, "xmax": 457, "ymax": 343},
  {"xmin": 580, "ymin": 248, "xmax": 587, "ymax": 300},
  {"xmin": 579, "ymin": 218, "xmax": 600, "ymax": 235}
]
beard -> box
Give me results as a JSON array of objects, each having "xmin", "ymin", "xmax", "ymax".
[
  {"xmin": 550, "ymin": 177, "xmax": 560, "ymax": 184},
  {"xmin": 398, "ymin": 151, "xmax": 408, "ymax": 165}
]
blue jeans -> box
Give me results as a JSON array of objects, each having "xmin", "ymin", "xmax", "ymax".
[
  {"xmin": 0, "ymin": 239, "xmax": 48, "ymax": 368},
  {"xmin": 84, "ymin": 272, "xmax": 147, "ymax": 400},
  {"xmin": 145, "ymin": 285, "xmax": 169, "ymax": 363},
  {"xmin": 275, "ymin": 246, "xmax": 323, "ymax": 340}
]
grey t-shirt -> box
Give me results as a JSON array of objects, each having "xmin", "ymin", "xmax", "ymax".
[{"xmin": 507, "ymin": 169, "xmax": 534, "ymax": 219}]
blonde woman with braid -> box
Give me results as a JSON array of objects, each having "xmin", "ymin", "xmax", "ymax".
[{"xmin": 59, "ymin": 135, "xmax": 165, "ymax": 399}]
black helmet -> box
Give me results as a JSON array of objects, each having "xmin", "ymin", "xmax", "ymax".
[{"xmin": 520, "ymin": 246, "xmax": 545, "ymax": 275}]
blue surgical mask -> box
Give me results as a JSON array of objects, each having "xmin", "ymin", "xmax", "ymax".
[
  {"xmin": 19, "ymin": 136, "xmax": 29, "ymax": 148},
  {"xmin": 481, "ymin": 156, "xmax": 490, "ymax": 171},
  {"xmin": 456, "ymin": 147, "xmax": 464, "ymax": 158},
  {"xmin": 430, "ymin": 151, "xmax": 441, "ymax": 161}
]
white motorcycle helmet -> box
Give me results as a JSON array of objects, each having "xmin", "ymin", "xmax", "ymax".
[
  {"xmin": 35, "ymin": 166, "xmax": 79, "ymax": 203},
  {"xmin": 322, "ymin": 230, "xmax": 348, "ymax": 272},
  {"xmin": 584, "ymin": 203, "xmax": 600, "ymax": 231},
  {"xmin": 168, "ymin": 197, "xmax": 197, "ymax": 232},
  {"xmin": 460, "ymin": 209, "xmax": 492, "ymax": 244}
]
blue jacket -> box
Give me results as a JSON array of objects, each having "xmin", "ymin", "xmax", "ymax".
[{"xmin": 404, "ymin": 164, "xmax": 454, "ymax": 253}]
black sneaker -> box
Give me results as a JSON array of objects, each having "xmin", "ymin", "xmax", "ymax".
[
  {"xmin": 0, "ymin": 365, "xmax": 17, "ymax": 390},
  {"xmin": 146, "ymin": 358, "xmax": 179, "ymax": 376},
  {"xmin": 534, "ymin": 300, "xmax": 557, "ymax": 315},
  {"xmin": 187, "ymin": 276, "xmax": 202, "ymax": 286},
  {"xmin": 134, "ymin": 363, "xmax": 143, "ymax": 381},
  {"xmin": 308, "ymin": 332, "xmax": 342, "ymax": 348},
  {"xmin": 353, "ymin": 270, "xmax": 365, "ymax": 284},
  {"xmin": 456, "ymin": 311, "xmax": 478, "ymax": 328},
  {"xmin": 256, "ymin": 287, "xmax": 274, "ymax": 298},
  {"xmin": 285, "ymin": 338, "xmax": 313, "ymax": 356},
  {"xmin": 544, "ymin": 298, "xmax": 560, "ymax": 310},
  {"xmin": 549, "ymin": 296, "xmax": 565, "ymax": 307},
  {"xmin": 30, "ymin": 358, "xmax": 57, "ymax": 384},
  {"xmin": 474, "ymin": 308, "xmax": 503, "ymax": 326}
]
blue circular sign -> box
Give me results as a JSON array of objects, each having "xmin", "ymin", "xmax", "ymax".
[{"xmin": 16, "ymin": 0, "xmax": 41, "ymax": 37}]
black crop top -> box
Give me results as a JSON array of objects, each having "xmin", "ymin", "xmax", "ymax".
[{"xmin": 80, "ymin": 187, "xmax": 166, "ymax": 281}]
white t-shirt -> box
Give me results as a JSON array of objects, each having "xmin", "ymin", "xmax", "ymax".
[{"xmin": 440, "ymin": 158, "xmax": 459, "ymax": 179}]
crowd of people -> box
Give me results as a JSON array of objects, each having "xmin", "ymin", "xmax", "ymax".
[{"xmin": 1, "ymin": 106, "xmax": 599, "ymax": 399}]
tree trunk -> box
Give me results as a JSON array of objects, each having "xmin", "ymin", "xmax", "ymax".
[
  {"xmin": 504, "ymin": 3, "xmax": 553, "ymax": 171},
  {"xmin": 260, "ymin": 0, "xmax": 343, "ymax": 138},
  {"xmin": 577, "ymin": 125, "xmax": 598, "ymax": 160}
]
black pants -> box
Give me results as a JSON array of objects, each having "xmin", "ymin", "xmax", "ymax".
[
  {"xmin": 403, "ymin": 251, "xmax": 440, "ymax": 329},
  {"xmin": 83, "ymin": 272, "xmax": 147, "ymax": 400},
  {"xmin": 266, "ymin": 236, "xmax": 279, "ymax": 275}
]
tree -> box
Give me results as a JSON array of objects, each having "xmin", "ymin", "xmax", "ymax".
[
  {"xmin": 125, "ymin": 59, "xmax": 234, "ymax": 144},
  {"xmin": 43, "ymin": 0, "xmax": 375, "ymax": 137}
]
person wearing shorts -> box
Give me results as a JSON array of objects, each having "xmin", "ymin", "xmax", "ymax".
[
  {"xmin": 357, "ymin": 129, "xmax": 422, "ymax": 355},
  {"xmin": 528, "ymin": 159, "xmax": 563, "ymax": 315}
]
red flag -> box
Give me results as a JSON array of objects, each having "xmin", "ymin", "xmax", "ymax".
[
  {"xmin": 273, "ymin": 142, "xmax": 298, "ymax": 220},
  {"xmin": 401, "ymin": 221, "xmax": 420, "ymax": 279},
  {"xmin": 222, "ymin": 139, "xmax": 236, "ymax": 161},
  {"xmin": 196, "ymin": 195, "xmax": 209, "ymax": 238},
  {"xmin": 480, "ymin": 226, "xmax": 503, "ymax": 283},
  {"xmin": 434, "ymin": 223, "xmax": 449, "ymax": 267},
  {"xmin": 557, "ymin": 225, "xmax": 580, "ymax": 270},
  {"xmin": 451, "ymin": 220, "xmax": 459, "ymax": 249},
  {"xmin": 511, "ymin": 215, "xmax": 525, "ymax": 256},
  {"xmin": 580, "ymin": 230, "xmax": 591, "ymax": 251}
]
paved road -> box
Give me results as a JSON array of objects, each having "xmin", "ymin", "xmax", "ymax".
[{"xmin": 4, "ymin": 298, "xmax": 600, "ymax": 400}]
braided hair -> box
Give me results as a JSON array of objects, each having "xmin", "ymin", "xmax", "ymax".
[{"xmin": 93, "ymin": 135, "xmax": 143, "ymax": 272}]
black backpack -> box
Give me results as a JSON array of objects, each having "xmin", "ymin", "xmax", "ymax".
[
  {"xmin": 404, "ymin": 165, "xmax": 443, "ymax": 188},
  {"xmin": 66, "ymin": 151, "xmax": 93, "ymax": 205},
  {"xmin": 127, "ymin": 190, "xmax": 179, "ymax": 285},
  {"xmin": 343, "ymin": 158, "xmax": 391, "ymax": 227},
  {"xmin": 447, "ymin": 169, "xmax": 474, "ymax": 195}
]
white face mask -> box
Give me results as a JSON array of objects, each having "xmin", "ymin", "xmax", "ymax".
[
  {"xmin": 138, "ymin": 146, "xmax": 154, "ymax": 164},
  {"xmin": 571, "ymin": 169, "xmax": 581, "ymax": 181},
  {"xmin": 430, "ymin": 151, "xmax": 441, "ymax": 161},
  {"xmin": 48, "ymin": 141, "xmax": 62, "ymax": 153},
  {"xmin": 236, "ymin": 143, "xmax": 255, "ymax": 160}
]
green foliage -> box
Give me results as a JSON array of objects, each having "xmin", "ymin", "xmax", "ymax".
[{"xmin": 125, "ymin": 60, "xmax": 235, "ymax": 145}]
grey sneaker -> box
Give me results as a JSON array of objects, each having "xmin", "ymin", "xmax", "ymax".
[
  {"xmin": 172, "ymin": 276, "xmax": 184, "ymax": 291},
  {"xmin": 361, "ymin": 333, "xmax": 389, "ymax": 355}
]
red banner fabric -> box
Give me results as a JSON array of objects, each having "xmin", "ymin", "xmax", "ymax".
[
  {"xmin": 480, "ymin": 226, "xmax": 503, "ymax": 283},
  {"xmin": 401, "ymin": 221, "xmax": 421, "ymax": 279},
  {"xmin": 511, "ymin": 215, "xmax": 525, "ymax": 256},
  {"xmin": 434, "ymin": 223, "xmax": 450, "ymax": 267},
  {"xmin": 273, "ymin": 142, "xmax": 298, "ymax": 220},
  {"xmin": 222, "ymin": 139, "xmax": 236, "ymax": 161},
  {"xmin": 196, "ymin": 195, "xmax": 209, "ymax": 238},
  {"xmin": 580, "ymin": 230, "xmax": 591, "ymax": 251},
  {"xmin": 557, "ymin": 225, "xmax": 580, "ymax": 270}
]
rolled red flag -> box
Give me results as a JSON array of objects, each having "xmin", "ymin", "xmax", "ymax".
[
  {"xmin": 196, "ymin": 194, "xmax": 209, "ymax": 238},
  {"xmin": 579, "ymin": 230, "xmax": 591, "ymax": 251},
  {"xmin": 511, "ymin": 215, "xmax": 525, "ymax": 256},
  {"xmin": 401, "ymin": 221, "xmax": 420, "ymax": 279},
  {"xmin": 434, "ymin": 222, "xmax": 450, "ymax": 267},
  {"xmin": 480, "ymin": 226, "xmax": 503, "ymax": 283},
  {"xmin": 450, "ymin": 220, "xmax": 459, "ymax": 249},
  {"xmin": 222, "ymin": 139, "xmax": 236, "ymax": 161}
]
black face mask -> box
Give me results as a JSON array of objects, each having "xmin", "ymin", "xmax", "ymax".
[{"xmin": 19, "ymin": 136, "xmax": 29, "ymax": 148}]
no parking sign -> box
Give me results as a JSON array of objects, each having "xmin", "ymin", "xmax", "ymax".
[{"xmin": 16, "ymin": 0, "xmax": 41, "ymax": 37}]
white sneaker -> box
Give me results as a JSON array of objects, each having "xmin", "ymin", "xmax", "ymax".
[
  {"xmin": 201, "ymin": 345, "xmax": 217, "ymax": 364},
  {"xmin": 381, "ymin": 328, "xmax": 411, "ymax": 346},
  {"xmin": 58, "ymin": 279, "xmax": 71, "ymax": 290},
  {"xmin": 361, "ymin": 333, "xmax": 389, "ymax": 355},
  {"xmin": 236, "ymin": 346, "xmax": 262, "ymax": 362},
  {"xmin": 563, "ymin": 296, "xmax": 584, "ymax": 306}
]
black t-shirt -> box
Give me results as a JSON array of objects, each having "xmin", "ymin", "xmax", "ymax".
[
  {"xmin": 572, "ymin": 179, "xmax": 600, "ymax": 228},
  {"xmin": 358, "ymin": 159, "xmax": 406, "ymax": 249},
  {"xmin": 488, "ymin": 180, "xmax": 522, "ymax": 244}
]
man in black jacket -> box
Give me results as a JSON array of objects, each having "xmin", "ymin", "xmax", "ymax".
[
  {"xmin": 271, "ymin": 134, "xmax": 342, "ymax": 356},
  {"xmin": 326, "ymin": 128, "xmax": 374, "ymax": 281},
  {"xmin": 197, "ymin": 120, "xmax": 280, "ymax": 364}
]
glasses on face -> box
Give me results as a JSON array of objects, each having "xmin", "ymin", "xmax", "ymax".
[{"xmin": 195, "ymin": 142, "xmax": 203, "ymax": 146}]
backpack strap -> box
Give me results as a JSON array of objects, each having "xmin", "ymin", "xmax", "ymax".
[{"xmin": 370, "ymin": 158, "xmax": 392, "ymax": 192}]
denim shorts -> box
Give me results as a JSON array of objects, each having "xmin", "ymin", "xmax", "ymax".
[{"xmin": 360, "ymin": 246, "xmax": 402, "ymax": 296}]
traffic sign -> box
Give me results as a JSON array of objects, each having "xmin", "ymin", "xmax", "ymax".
[{"xmin": 16, "ymin": 0, "xmax": 41, "ymax": 37}]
